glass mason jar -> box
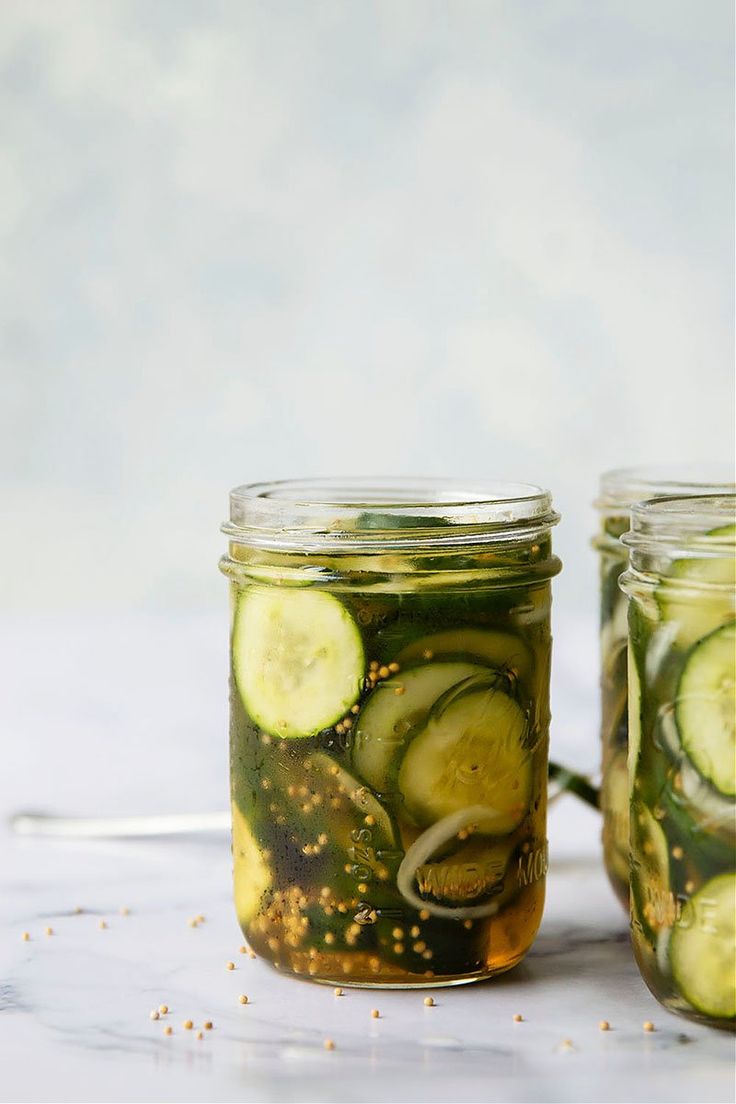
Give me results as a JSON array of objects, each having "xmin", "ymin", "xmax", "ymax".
[
  {"xmin": 220, "ymin": 479, "xmax": 561, "ymax": 988},
  {"xmin": 621, "ymin": 494, "xmax": 735, "ymax": 1029},
  {"xmin": 593, "ymin": 467, "xmax": 734, "ymax": 908}
]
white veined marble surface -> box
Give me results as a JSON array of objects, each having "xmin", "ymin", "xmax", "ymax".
[{"xmin": 1, "ymin": 614, "xmax": 733, "ymax": 1103}]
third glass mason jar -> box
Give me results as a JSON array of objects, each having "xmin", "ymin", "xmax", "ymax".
[
  {"xmin": 593, "ymin": 467, "xmax": 734, "ymax": 907},
  {"xmin": 220, "ymin": 479, "xmax": 561, "ymax": 987},
  {"xmin": 621, "ymin": 494, "xmax": 735, "ymax": 1029}
]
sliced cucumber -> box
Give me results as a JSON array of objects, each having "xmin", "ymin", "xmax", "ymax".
[
  {"xmin": 676, "ymin": 622, "xmax": 736, "ymax": 797},
  {"xmin": 231, "ymin": 801, "xmax": 272, "ymax": 925},
  {"xmin": 413, "ymin": 836, "xmax": 510, "ymax": 906},
  {"xmin": 670, "ymin": 873, "xmax": 736, "ymax": 1019},
  {"xmin": 659, "ymin": 523, "xmax": 735, "ymax": 648},
  {"xmin": 627, "ymin": 645, "xmax": 642, "ymax": 776},
  {"xmin": 232, "ymin": 587, "xmax": 364, "ymax": 738},
  {"xmin": 601, "ymin": 750, "xmax": 630, "ymax": 888},
  {"xmin": 308, "ymin": 752, "xmax": 398, "ymax": 852},
  {"xmin": 398, "ymin": 680, "xmax": 531, "ymax": 833},
  {"xmin": 351, "ymin": 661, "xmax": 488, "ymax": 794},
  {"xmin": 631, "ymin": 804, "xmax": 672, "ymax": 938},
  {"xmin": 395, "ymin": 629, "xmax": 532, "ymax": 681},
  {"xmin": 396, "ymin": 804, "xmax": 514, "ymax": 919},
  {"xmin": 658, "ymin": 706, "xmax": 736, "ymax": 844}
]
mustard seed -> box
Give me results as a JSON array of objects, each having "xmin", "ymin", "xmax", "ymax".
[
  {"xmin": 371, "ymin": 1009, "xmax": 380, "ymax": 1019},
  {"xmin": 163, "ymin": 1025, "xmax": 173, "ymax": 1036},
  {"xmin": 513, "ymin": 1013, "xmax": 523, "ymax": 1023},
  {"xmin": 204, "ymin": 1021, "xmax": 213, "ymax": 1030},
  {"xmin": 21, "ymin": 932, "xmax": 30, "ymax": 941},
  {"xmin": 150, "ymin": 1010, "xmax": 160, "ymax": 1020},
  {"xmin": 44, "ymin": 926, "xmax": 53, "ymax": 936},
  {"xmin": 226, "ymin": 961, "xmax": 235, "ymax": 970},
  {"xmin": 643, "ymin": 1021, "xmax": 655, "ymax": 1032},
  {"xmin": 324, "ymin": 1038, "xmax": 335, "ymax": 1051},
  {"xmin": 183, "ymin": 1020, "xmax": 193, "ymax": 1030},
  {"xmin": 334, "ymin": 987, "xmax": 344, "ymax": 997},
  {"xmin": 423, "ymin": 996, "xmax": 435, "ymax": 1007},
  {"xmin": 239, "ymin": 994, "xmax": 249, "ymax": 1005},
  {"xmin": 98, "ymin": 920, "xmax": 107, "ymax": 930},
  {"xmin": 599, "ymin": 1020, "xmax": 610, "ymax": 1031},
  {"xmin": 158, "ymin": 1005, "xmax": 169, "ymax": 1015},
  {"xmin": 196, "ymin": 1030, "xmax": 204, "ymax": 1040}
]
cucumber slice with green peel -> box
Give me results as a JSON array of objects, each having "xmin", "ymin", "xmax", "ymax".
[
  {"xmin": 232, "ymin": 801, "xmax": 272, "ymax": 925},
  {"xmin": 601, "ymin": 751, "xmax": 630, "ymax": 886},
  {"xmin": 631, "ymin": 804, "xmax": 672, "ymax": 937},
  {"xmin": 676, "ymin": 622, "xmax": 736, "ymax": 797},
  {"xmin": 658, "ymin": 523, "xmax": 735, "ymax": 649},
  {"xmin": 412, "ymin": 836, "xmax": 510, "ymax": 907},
  {"xmin": 656, "ymin": 706, "xmax": 736, "ymax": 845},
  {"xmin": 398, "ymin": 682, "xmax": 531, "ymax": 833},
  {"xmin": 670, "ymin": 873, "xmax": 736, "ymax": 1019},
  {"xmin": 233, "ymin": 587, "xmax": 364, "ymax": 739},
  {"xmin": 308, "ymin": 752, "xmax": 398, "ymax": 851},
  {"xmin": 351, "ymin": 661, "xmax": 489, "ymax": 794},
  {"xmin": 627, "ymin": 646, "xmax": 642, "ymax": 777},
  {"xmin": 395, "ymin": 629, "xmax": 532, "ymax": 681}
]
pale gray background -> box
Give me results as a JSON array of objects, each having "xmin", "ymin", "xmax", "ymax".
[{"xmin": 2, "ymin": 0, "xmax": 734, "ymax": 621}]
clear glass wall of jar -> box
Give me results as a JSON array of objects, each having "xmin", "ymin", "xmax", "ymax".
[
  {"xmin": 220, "ymin": 479, "xmax": 561, "ymax": 988},
  {"xmin": 593, "ymin": 467, "xmax": 734, "ymax": 908},
  {"xmin": 621, "ymin": 494, "xmax": 735, "ymax": 1029}
]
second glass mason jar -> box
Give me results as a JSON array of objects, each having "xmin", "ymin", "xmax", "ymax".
[
  {"xmin": 593, "ymin": 467, "xmax": 734, "ymax": 907},
  {"xmin": 621, "ymin": 494, "xmax": 735, "ymax": 1029},
  {"xmin": 220, "ymin": 479, "xmax": 561, "ymax": 987}
]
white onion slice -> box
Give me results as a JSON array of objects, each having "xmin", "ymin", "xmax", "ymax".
[{"xmin": 396, "ymin": 805, "xmax": 508, "ymax": 920}]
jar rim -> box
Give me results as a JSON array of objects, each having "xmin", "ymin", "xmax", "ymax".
[
  {"xmin": 622, "ymin": 493, "xmax": 736, "ymax": 556},
  {"xmin": 595, "ymin": 464, "xmax": 734, "ymax": 512},
  {"xmin": 223, "ymin": 477, "xmax": 559, "ymax": 551}
]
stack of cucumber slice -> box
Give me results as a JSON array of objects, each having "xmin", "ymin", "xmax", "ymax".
[
  {"xmin": 630, "ymin": 524, "xmax": 736, "ymax": 1023},
  {"xmin": 229, "ymin": 580, "xmax": 546, "ymax": 974}
]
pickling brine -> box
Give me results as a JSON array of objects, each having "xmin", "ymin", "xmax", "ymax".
[
  {"xmin": 621, "ymin": 494, "xmax": 736, "ymax": 1029},
  {"xmin": 220, "ymin": 479, "xmax": 561, "ymax": 987},
  {"xmin": 594, "ymin": 468, "xmax": 734, "ymax": 908}
]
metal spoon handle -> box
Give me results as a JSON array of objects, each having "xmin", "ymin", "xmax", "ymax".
[{"xmin": 9, "ymin": 811, "xmax": 230, "ymax": 838}]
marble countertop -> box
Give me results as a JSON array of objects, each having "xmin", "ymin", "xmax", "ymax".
[{"xmin": 1, "ymin": 615, "xmax": 733, "ymax": 1103}]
